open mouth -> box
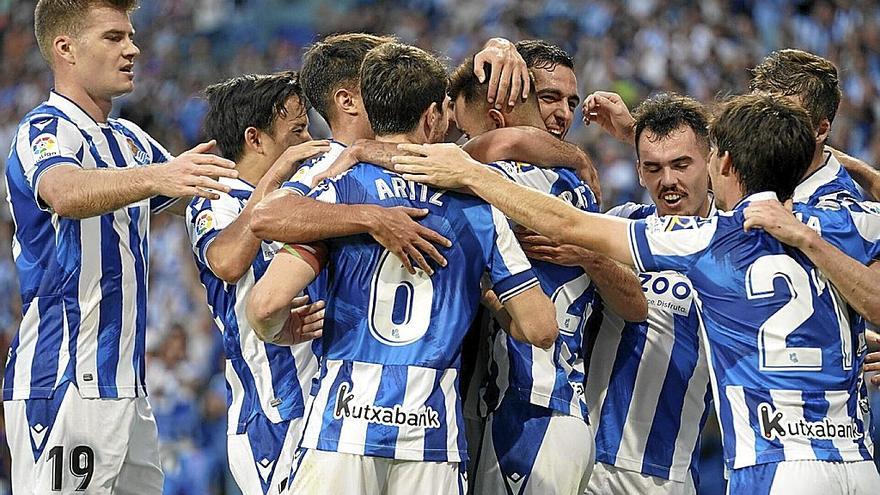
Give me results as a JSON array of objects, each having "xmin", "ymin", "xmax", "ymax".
[
  {"xmin": 661, "ymin": 192, "xmax": 685, "ymax": 208},
  {"xmin": 547, "ymin": 127, "xmax": 563, "ymax": 139},
  {"xmin": 120, "ymin": 65, "xmax": 134, "ymax": 75}
]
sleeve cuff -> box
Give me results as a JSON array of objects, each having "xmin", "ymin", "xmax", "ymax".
[
  {"xmin": 494, "ymin": 269, "xmax": 541, "ymax": 303},
  {"xmin": 281, "ymin": 180, "xmax": 309, "ymax": 196},
  {"xmin": 31, "ymin": 158, "xmax": 81, "ymax": 212},
  {"xmin": 150, "ymin": 196, "xmax": 179, "ymax": 214},
  {"xmin": 628, "ymin": 220, "xmax": 650, "ymax": 273}
]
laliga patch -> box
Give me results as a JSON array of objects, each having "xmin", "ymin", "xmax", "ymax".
[
  {"xmin": 194, "ymin": 210, "xmax": 215, "ymax": 237},
  {"xmin": 126, "ymin": 138, "xmax": 151, "ymax": 166},
  {"xmin": 31, "ymin": 134, "xmax": 59, "ymax": 161}
]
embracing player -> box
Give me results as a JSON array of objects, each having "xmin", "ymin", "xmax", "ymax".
[
  {"xmin": 445, "ymin": 56, "xmax": 645, "ymax": 494},
  {"xmin": 248, "ymin": 42, "xmax": 558, "ymax": 495},
  {"xmin": 394, "ymin": 93, "xmax": 880, "ymax": 493}
]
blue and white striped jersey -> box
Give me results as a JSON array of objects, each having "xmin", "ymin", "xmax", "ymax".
[
  {"xmin": 299, "ymin": 162, "xmax": 539, "ymax": 463},
  {"xmin": 186, "ymin": 177, "xmax": 318, "ymax": 434},
  {"xmin": 282, "ymin": 140, "xmax": 346, "ymax": 196},
  {"xmin": 3, "ymin": 92, "xmax": 176, "ymax": 401},
  {"xmin": 586, "ymin": 201, "xmax": 712, "ymax": 483},
  {"xmin": 627, "ymin": 191, "xmax": 880, "ymax": 470},
  {"xmin": 792, "ymin": 148, "xmax": 863, "ymax": 206},
  {"xmin": 480, "ymin": 161, "xmax": 598, "ymax": 420}
]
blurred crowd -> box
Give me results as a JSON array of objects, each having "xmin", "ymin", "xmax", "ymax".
[{"xmin": 1, "ymin": 0, "xmax": 879, "ymax": 493}]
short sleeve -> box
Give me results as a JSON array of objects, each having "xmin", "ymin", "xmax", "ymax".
[
  {"xmin": 799, "ymin": 201, "xmax": 880, "ymax": 263},
  {"xmin": 628, "ymin": 215, "xmax": 717, "ymax": 273},
  {"xmin": 485, "ymin": 206, "xmax": 540, "ymax": 303},
  {"xmin": 185, "ymin": 194, "xmax": 244, "ymax": 268},
  {"xmin": 17, "ymin": 116, "xmax": 84, "ymax": 209}
]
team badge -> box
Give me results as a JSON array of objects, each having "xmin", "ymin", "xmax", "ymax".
[
  {"xmin": 195, "ymin": 210, "xmax": 215, "ymax": 237},
  {"xmin": 31, "ymin": 134, "xmax": 59, "ymax": 161},
  {"xmin": 126, "ymin": 138, "xmax": 151, "ymax": 165}
]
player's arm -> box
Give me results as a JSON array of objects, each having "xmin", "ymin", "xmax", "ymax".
[
  {"xmin": 462, "ymin": 126, "xmax": 602, "ymax": 202},
  {"xmin": 250, "ymin": 188, "xmax": 451, "ymax": 275},
  {"xmin": 744, "ymin": 199, "xmax": 880, "ymax": 325},
  {"xmin": 247, "ymin": 245, "xmax": 325, "ymax": 345},
  {"xmin": 394, "ymin": 143, "xmax": 636, "ymax": 265},
  {"xmin": 516, "ymin": 229, "xmax": 647, "ymax": 321},
  {"xmin": 39, "ymin": 140, "xmax": 238, "ymax": 218},
  {"xmin": 204, "ymin": 141, "xmax": 329, "ymax": 283},
  {"xmin": 483, "ymin": 285, "xmax": 558, "ymax": 349},
  {"xmin": 829, "ymin": 147, "xmax": 880, "ymax": 201}
]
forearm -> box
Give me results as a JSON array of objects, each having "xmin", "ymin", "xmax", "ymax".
[
  {"xmin": 40, "ymin": 165, "xmax": 159, "ymax": 218},
  {"xmin": 800, "ymin": 234, "xmax": 880, "ymax": 325},
  {"xmin": 251, "ymin": 191, "xmax": 376, "ymax": 243},
  {"xmin": 463, "ymin": 167, "xmax": 633, "ymax": 264},
  {"xmin": 352, "ymin": 140, "xmax": 399, "ymax": 172},
  {"xmin": 580, "ymin": 253, "xmax": 647, "ymax": 322},
  {"xmin": 463, "ymin": 126, "xmax": 587, "ymax": 170}
]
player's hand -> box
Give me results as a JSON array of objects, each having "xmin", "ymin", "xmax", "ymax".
[
  {"xmin": 310, "ymin": 144, "xmax": 360, "ymax": 187},
  {"xmin": 474, "ymin": 37, "xmax": 531, "ymax": 109},
  {"xmin": 516, "ymin": 227, "xmax": 591, "ymax": 266},
  {"xmin": 152, "ymin": 140, "xmax": 239, "ymax": 200},
  {"xmin": 273, "ymin": 296, "xmax": 325, "ymax": 346},
  {"xmin": 583, "ymin": 91, "xmax": 636, "ymax": 144},
  {"xmin": 264, "ymin": 140, "xmax": 331, "ymax": 189},
  {"xmin": 366, "ymin": 205, "xmax": 452, "ymax": 276},
  {"xmin": 576, "ymin": 153, "xmax": 603, "ymax": 206},
  {"xmin": 743, "ymin": 199, "xmax": 817, "ymax": 249},
  {"xmin": 393, "ymin": 143, "xmax": 484, "ymax": 189}
]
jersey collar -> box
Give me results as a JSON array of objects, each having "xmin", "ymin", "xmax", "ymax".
[
  {"xmin": 792, "ymin": 147, "xmax": 838, "ymax": 203},
  {"xmin": 733, "ymin": 191, "xmax": 778, "ymax": 210},
  {"xmin": 47, "ymin": 91, "xmax": 102, "ymax": 130}
]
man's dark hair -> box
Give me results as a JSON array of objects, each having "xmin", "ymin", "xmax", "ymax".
[
  {"xmin": 711, "ymin": 94, "xmax": 815, "ymax": 201},
  {"xmin": 447, "ymin": 57, "xmax": 486, "ymax": 105},
  {"xmin": 514, "ymin": 40, "xmax": 574, "ymax": 71},
  {"xmin": 35, "ymin": 0, "xmax": 138, "ymax": 63},
  {"xmin": 300, "ymin": 33, "xmax": 394, "ymax": 125},
  {"xmin": 749, "ymin": 49, "xmax": 841, "ymax": 127},
  {"xmin": 632, "ymin": 92, "xmax": 710, "ymax": 159},
  {"xmin": 204, "ymin": 71, "xmax": 307, "ymax": 162},
  {"xmin": 360, "ymin": 43, "xmax": 447, "ymax": 136}
]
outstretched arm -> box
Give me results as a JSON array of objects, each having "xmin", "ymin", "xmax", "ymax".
[
  {"xmin": 517, "ymin": 229, "xmax": 647, "ymax": 321},
  {"xmin": 394, "ymin": 143, "xmax": 635, "ymax": 265},
  {"xmin": 250, "ymin": 189, "xmax": 451, "ymax": 275}
]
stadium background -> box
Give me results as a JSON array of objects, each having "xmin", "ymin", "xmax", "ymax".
[{"xmin": 1, "ymin": 0, "xmax": 880, "ymax": 493}]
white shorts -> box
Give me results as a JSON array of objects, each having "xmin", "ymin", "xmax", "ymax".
[
  {"xmin": 289, "ymin": 449, "xmax": 467, "ymax": 495},
  {"xmin": 4, "ymin": 383, "xmax": 163, "ymax": 495},
  {"xmin": 228, "ymin": 414, "xmax": 305, "ymax": 495},
  {"xmin": 727, "ymin": 460, "xmax": 880, "ymax": 494},
  {"xmin": 585, "ymin": 461, "xmax": 696, "ymax": 495},
  {"xmin": 472, "ymin": 396, "xmax": 594, "ymax": 495}
]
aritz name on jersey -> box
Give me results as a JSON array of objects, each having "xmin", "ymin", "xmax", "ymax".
[
  {"xmin": 333, "ymin": 383, "xmax": 441, "ymax": 429},
  {"xmin": 639, "ymin": 272, "xmax": 693, "ymax": 316},
  {"xmin": 758, "ymin": 403, "xmax": 863, "ymax": 441},
  {"xmin": 374, "ymin": 174, "xmax": 445, "ymax": 206}
]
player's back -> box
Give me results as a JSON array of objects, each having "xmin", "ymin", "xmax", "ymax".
[
  {"xmin": 480, "ymin": 162, "xmax": 598, "ymax": 419},
  {"xmin": 629, "ymin": 191, "xmax": 878, "ymax": 469},
  {"xmin": 300, "ymin": 162, "xmax": 538, "ymax": 463}
]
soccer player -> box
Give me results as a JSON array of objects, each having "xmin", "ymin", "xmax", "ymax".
[
  {"xmin": 580, "ymin": 93, "xmax": 714, "ymax": 494},
  {"xmin": 185, "ymin": 72, "xmax": 330, "ymax": 495},
  {"xmin": 3, "ymin": 1, "xmax": 240, "ymax": 493},
  {"xmin": 247, "ymin": 42, "xmax": 558, "ymax": 495},
  {"xmin": 394, "ymin": 94, "xmax": 880, "ymax": 493},
  {"xmin": 446, "ymin": 58, "xmax": 645, "ymax": 494}
]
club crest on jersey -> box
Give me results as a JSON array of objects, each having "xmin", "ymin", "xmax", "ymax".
[
  {"xmin": 195, "ymin": 210, "xmax": 215, "ymax": 237},
  {"xmin": 757, "ymin": 402, "xmax": 863, "ymax": 441},
  {"xmin": 126, "ymin": 138, "xmax": 151, "ymax": 165},
  {"xmin": 333, "ymin": 382, "xmax": 441, "ymax": 428},
  {"xmin": 31, "ymin": 134, "xmax": 59, "ymax": 161}
]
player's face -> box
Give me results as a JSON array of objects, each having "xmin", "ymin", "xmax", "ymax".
[
  {"xmin": 70, "ymin": 7, "xmax": 140, "ymax": 99},
  {"xmin": 263, "ymin": 96, "xmax": 311, "ymax": 162},
  {"xmin": 532, "ymin": 65, "xmax": 580, "ymax": 140},
  {"xmin": 637, "ymin": 126, "xmax": 710, "ymax": 217},
  {"xmin": 452, "ymin": 94, "xmax": 493, "ymax": 141}
]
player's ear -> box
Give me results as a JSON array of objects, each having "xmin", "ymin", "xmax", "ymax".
[
  {"xmin": 719, "ymin": 150, "xmax": 734, "ymax": 177},
  {"xmin": 487, "ymin": 108, "xmax": 505, "ymax": 130},
  {"xmin": 54, "ymin": 35, "xmax": 76, "ymax": 65},
  {"xmin": 423, "ymin": 101, "xmax": 441, "ymax": 140},
  {"xmin": 815, "ymin": 118, "xmax": 831, "ymax": 145},
  {"xmin": 335, "ymin": 88, "xmax": 359, "ymax": 117},
  {"xmin": 636, "ymin": 161, "xmax": 646, "ymax": 188},
  {"xmin": 243, "ymin": 126, "xmax": 262, "ymax": 154}
]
